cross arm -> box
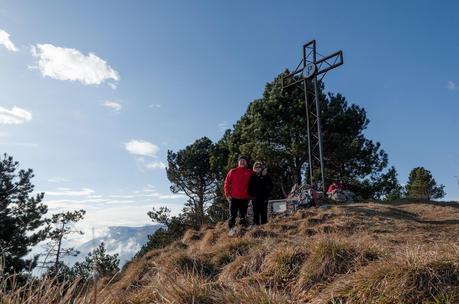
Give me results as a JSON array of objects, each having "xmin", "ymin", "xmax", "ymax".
[
  {"xmin": 282, "ymin": 68, "xmax": 305, "ymax": 90},
  {"xmin": 315, "ymin": 50, "xmax": 343, "ymax": 76}
]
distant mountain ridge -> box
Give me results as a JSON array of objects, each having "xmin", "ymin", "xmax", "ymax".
[{"xmin": 68, "ymin": 225, "xmax": 162, "ymax": 267}]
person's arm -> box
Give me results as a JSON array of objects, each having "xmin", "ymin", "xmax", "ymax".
[
  {"xmin": 248, "ymin": 174, "xmax": 255, "ymax": 198},
  {"xmin": 224, "ymin": 170, "xmax": 233, "ymax": 199}
]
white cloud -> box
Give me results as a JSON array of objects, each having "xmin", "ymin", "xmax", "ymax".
[
  {"xmin": 143, "ymin": 191, "xmax": 186, "ymax": 200},
  {"xmin": 447, "ymin": 81, "xmax": 456, "ymax": 91},
  {"xmin": 136, "ymin": 156, "xmax": 166, "ymax": 170},
  {"xmin": 144, "ymin": 192, "xmax": 186, "ymax": 200},
  {"xmin": 104, "ymin": 200, "xmax": 137, "ymax": 205},
  {"xmin": 47, "ymin": 177, "xmax": 70, "ymax": 183},
  {"xmin": 30, "ymin": 43, "xmax": 119, "ymax": 85},
  {"xmin": 142, "ymin": 185, "xmax": 185, "ymax": 200},
  {"xmin": 0, "ymin": 29, "xmax": 18, "ymax": 52},
  {"xmin": 0, "ymin": 106, "xmax": 32, "ymax": 124},
  {"xmin": 103, "ymin": 100, "xmax": 122, "ymax": 112},
  {"xmin": 45, "ymin": 198, "xmax": 109, "ymax": 209},
  {"xmin": 107, "ymin": 82, "xmax": 117, "ymax": 90},
  {"xmin": 145, "ymin": 161, "xmax": 167, "ymax": 170},
  {"xmin": 148, "ymin": 104, "xmax": 161, "ymax": 109},
  {"xmin": 125, "ymin": 140, "xmax": 159, "ymax": 157},
  {"xmin": 108, "ymin": 194, "xmax": 136, "ymax": 199},
  {"xmin": 46, "ymin": 187, "xmax": 95, "ymax": 196}
]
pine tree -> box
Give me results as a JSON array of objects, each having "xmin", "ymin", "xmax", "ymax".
[
  {"xmin": 0, "ymin": 153, "xmax": 48, "ymax": 275},
  {"xmin": 406, "ymin": 167, "xmax": 445, "ymax": 200},
  {"xmin": 166, "ymin": 137, "xmax": 217, "ymax": 228},
  {"xmin": 44, "ymin": 210, "xmax": 86, "ymax": 274},
  {"xmin": 213, "ymin": 70, "xmax": 390, "ymax": 199},
  {"xmin": 136, "ymin": 207, "xmax": 187, "ymax": 257},
  {"xmin": 72, "ymin": 242, "xmax": 119, "ymax": 279},
  {"xmin": 372, "ymin": 166, "xmax": 404, "ymax": 200}
]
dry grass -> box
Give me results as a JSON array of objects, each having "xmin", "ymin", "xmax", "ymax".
[
  {"xmin": 0, "ymin": 275, "xmax": 82, "ymax": 304},
  {"xmin": 261, "ymin": 245, "xmax": 307, "ymax": 288},
  {"xmin": 328, "ymin": 245, "xmax": 459, "ymax": 304},
  {"xmin": 0, "ymin": 273, "xmax": 119, "ymax": 304},
  {"xmin": 3, "ymin": 200, "xmax": 459, "ymax": 303},
  {"xmin": 295, "ymin": 236, "xmax": 380, "ymax": 292},
  {"xmin": 164, "ymin": 252, "xmax": 216, "ymax": 278},
  {"xmin": 213, "ymin": 282, "xmax": 290, "ymax": 304},
  {"xmin": 210, "ymin": 238, "xmax": 255, "ymax": 268},
  {"xmin": 218, "ymin": 247, "xmax": 268, "ymax": 283},
  {"xmin": 182, "ymin": 229, "xmax": 203, "ymax": 243}
]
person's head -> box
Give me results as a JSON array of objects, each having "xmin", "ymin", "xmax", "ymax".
[
  {"xmin": 253, "ymin": 161, "xmax": 263, "ymax": 174},
  {"xmin": 238, "ymin": 155, "xmax": 248, "ymax": 167}
]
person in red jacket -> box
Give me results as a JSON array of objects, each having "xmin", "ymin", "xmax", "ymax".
[
  {"xmin": 224, "ymin": 155, "xmax": 253, "ymax": 236},
  {"xmin": 327, "ymin": 179, "xmax": 344, "ymax": 195}
]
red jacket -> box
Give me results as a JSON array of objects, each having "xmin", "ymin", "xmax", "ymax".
[
  {"xmin": 327, "ymin": 182, "xmax": 344, "ymax": 193},
  {"xmin": 224, "ymin": 166, "xmax": 253, "ymax": 199}
]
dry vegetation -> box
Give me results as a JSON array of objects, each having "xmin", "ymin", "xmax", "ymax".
[{"xmin": 2, "ymin": 200, "xmax": 459, "ymax": 303}]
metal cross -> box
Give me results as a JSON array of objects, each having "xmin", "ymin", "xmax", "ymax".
[{"xmin": 282, "ymin": 40, "xmax": 343, "ymax": 193}]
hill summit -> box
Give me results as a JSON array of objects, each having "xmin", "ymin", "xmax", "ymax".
[{"xmin": 101, "ymin": 200, "xmax": 459, "ymax": 303}]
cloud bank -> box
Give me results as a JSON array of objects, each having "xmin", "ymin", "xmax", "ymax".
[
  {"xmin": 0, "ymin": 29, "xmax": 18, "ymax": 52},
  {"xmin": 145, "ymin": 161, "xmax": 167, "ymax": 170},
  {"xmin": 125, "ymin": 140, "xmax": 159, "ymax": 157},
  {"xmin": 31, "ymin": 43, "xmax": 119, "ymax": 85},
  {"xmin": 46, "ymin": 187, "xmax": 95, "ymax": 196},
  {"xmin": 103, "ymin": 100, "xmax": 122, "ymax": 112},
  {"xmin": 0, "ymin": 106, "xmax": 32, "ymax": 124}
]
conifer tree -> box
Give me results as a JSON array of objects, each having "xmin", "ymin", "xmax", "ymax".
[
  {"xmin": 44, "ymin": 210, "xmax": 86, "ymax": 274},
  {"xmin": 166, "ymin": 137, "xmax": 216, "ymax": 227},
  {"xmin": 72, "ymin": 242, "xmax": 119, "ymax": 279},
  {"xmin": 0, "ymin": 153, "xmax": 48, "ymax": 275},
  {"xmin": 215, "ymin": 71, "xmax": 390, "ymax": 199},
  {"xmin": 406, "ymin": 167, "xmax": 445, "ymax": 200}
]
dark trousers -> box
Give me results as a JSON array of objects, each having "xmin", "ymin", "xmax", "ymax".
[
  {"xmin": 228, "ymin": 198, "xmax": 248, "ymax": 228},
  {"xmin": 253, "ymin": 199, "xmax": 268, "ymax": 225}
]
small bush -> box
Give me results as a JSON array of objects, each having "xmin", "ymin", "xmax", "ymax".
[
  {"xmin": 211, "ymin": 239, "xmax": 254, "ymax": 268},
  {"xmin": 219, "ymin": 248, "xmax": 268, "ymax": 282},
  {"xmin": 200, "ymin": 229, "xmax": 220, "ymax": 249},
  {"xmin": 247, "ymin": 228, "xmax": 278, "ymax": 239},
  {"xmin": 261, "ymin": 246, "xmax": 307, "ymax": 287},
  {"xmin": 134, "ymin": 272, "xmax": 220, "ymax": 304},
  {"xmin": 297, "ymin": 237, "xmax": 379, "ymax": 291},
  {"xmin": 329, "ymin": 246, "xmax": 459, "ymax": 304},
  {"xmin": 168, "ymin": 252, "xmax": 216, "ymax": 278},
  {"xmin": 214, "ymin": 282, "xmax": 290, "ymax": 304},
  {"xmin": 182, "ymin": 229, "xmax": 202, "ymax": 243}
]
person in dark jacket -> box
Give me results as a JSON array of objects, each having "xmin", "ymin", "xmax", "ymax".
[
  {"xmin": 248, "ymin": 161, "xmax": 273, "ymax": 225},
  {"xmin": 224, "ymin": 155, "xmax": 253, "ymax": 236}
]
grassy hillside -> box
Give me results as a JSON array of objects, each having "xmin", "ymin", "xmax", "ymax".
[
  {"xmin": 2, "ymin": 200, "xmax": 459, "ymax": 303},
  {"xmin": 99, "ymin": 200, "xmax": 459, "ymax": 304}
]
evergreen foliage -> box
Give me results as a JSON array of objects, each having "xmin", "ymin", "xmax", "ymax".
[
  {"xmin": 0, "ymin": 153, "xmax": 48, "ymax": 275},
  {"xmin": 167, "ymin": 137, "xmax": 217, "ymax": 228},
  {"xmin": 406, "ymin": 167, "xmax": 445, "ymax": 200},
  {"xmin": 44, "ymin": 210, "xmax": 86, "ymax": 274},
  {"xmin": 72, "ymin": 242, "xmax": 120, "ymax": 279}
]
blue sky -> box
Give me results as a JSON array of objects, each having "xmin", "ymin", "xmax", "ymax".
[{"xmin": 1, "ymin": 1, "xmax": 458, "ymax": 236}]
